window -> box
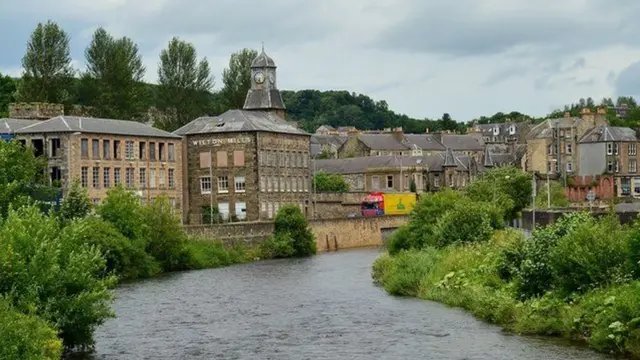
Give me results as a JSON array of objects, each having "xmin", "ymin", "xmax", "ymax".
[
  {"xmin": 92, "ymin": 139, "xmax": 100, "ymax": 158},
  {"xmin": 235, "ymin": 176, "xmax": 245, "ymax": 192},
  {"xmin": 630, "ymin": 159, "xmax": 637, "ymax": 173},
  {"xmin": 125, "ymin": 141, "xmax": 134, "ymax": 160},
  {"xmin": 547, "ymin": 144, "xmax": 555, "ymax": 155},
  {"xmin": 372, "ymin": 176, "xmax": 380, "ymax": 190},
  {"xmin": 114, "ymin": 140, "xmax": 121, "ymax": 159},
  {"xmin": 104, "ymin": 168, "xmax": 110, "ymax": 188},
  {"xmin": 303, "ymin": 153, "xmax": 308, "ymax": 167},
  {"xmin": 139, "ymin": 168, "xmax": 146, "ymax": 188},
  {"xmin": 168, "ymin": 169, "xmax": 175, "ymax": 188},
  {"xmin": 304, "ymin": 176, "xmax": 309, "ymax": 192},
  {"xmin": 168, "ymin": 198, "xmax": 176, "ymax": 213},
  {"xmin": 149, "ymin": 142, "xmax": 156, "ymax": 161},
  {"xmin": 630, "ymin": 143, "xmax": 637, "ymax": 156},
  {"xmin": 434, "ymin": 175, "xmax": 440, "ymax": 188},
  {"xmin": 217, "ymin": 151, "xmax": 228, "ymax": 167},
  {"xmin": 200, "ymin": 152, "xmax": 211, "ymax": 168},
  {"xmin": 159, "ymin": 143, "xmax": 166, "ymax": 161},
  {"xmin": 234, "ymin": 150, "xmax": 244, "ymax": 166},
  {"xmin": 404, "ymin": 174, "xmax": 409, "ymax": 190},
  {"xmin": 126, "ymin": 168, "xmax": 135, "ymax": 188},
  {"xmin": 608, "ymin": 160, "xmax": 614, "ymax": 172},
  {"xmin": 92, "ymin": 167, "xmax": 100, "ymax": 188},
  {"xmin": 267, "ymin": 176, "xmax": 272, "ymax": 192},
  {"xmin": 168, "ymin": 143, "xmax": 175, "ymax": 161},
  {"xmin": 260, "ymin": 176, "xmax": 266, "ymax": 192},
  {"xmin": 149, "ymin": 168, "xmax": 156, "ymax": 188},
  {"xmin": 200, "ymin": 176, "xmax": 212, "ymax": 194},
  {"xmin": 261, "ymin": 202, "xmax": 266, "ymax": 218},
  {"xmin": 285, "ymin": 177, "xmax": 290, "ymax": 192},
  {"xmin": 81, "ymin": 139, "xmax": 89, "ymax": 158},
  {"xmin": 218, "ymin": 176, "xmax": 229, "ymax": 193},
  {"xmin": 81, "ymin": 167, "xmax": 88, "ymax": 187},
  {"xmin": 386, "ymin": 175, "xmax": 394, "ymax": 189},
  {"xmin": 567, "ymin": 162, "xmax": 573, "ymax": 172},
  {"xmin": 565, "ymin": 144, "xmax": 572, "ymax": 154},
  {"xmin": 615, "ymin": 143, "xmax": 619, "ymax": 155},
  {"xmin": 103, "ymin": 140, "xmax": 111, "ymax": 159},
  {"xmin": 159, "ymin": 169, "xmax": 166, "ymax": 187},
  {"xmin": 139, "ymin": 142, "xmax": 146, "ymax": 160},
  {"xmin": 615, "ymin": 161, "xmax": 620, "ymax": 173},
  {"xmin": 49, "ymin": 138, "xmax": 60, "ymax": 157},
  {"xmin": 607, "ymin": 143, "xmax": 613, "ymax": 155},
  {"xmin": 235, "ymin": 201, "xmax": 246, "ymax": 220},
  {"xmin": 218, "ymin": 201, "xmax": 230, "ymax": 221},
  {"xmin": 114, "ymin": 168, "xmax": 121, "ymax": 186},
  {"xmin": 268, "ymin": 202, "xmax": 274, "ymax": 219}
]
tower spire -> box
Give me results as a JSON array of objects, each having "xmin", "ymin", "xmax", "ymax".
[{"xmin": 261, "ymin": 41, "xmax": 264, "ymax": 53}]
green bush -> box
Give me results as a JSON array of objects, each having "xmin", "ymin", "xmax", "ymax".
[
  {"xmin": 0, "ymin": 205, "xmax": 115, "ymax": 350},
  {"xmin": 465, "ymin": 165, "xmax": 532, "ymax": 220},
  {"xmin": 182, "ymin": 237, "xmax": 248, "ymax": 269},
  {"xmin": 97, "ymin": 186, "xmax": 145, "ymax": 241},
  {"xmin": 432, "ymin": 200, "xmax": 494, "ymax": 247},
  {"xmin": 313, "ymin": 170, "xmax": 349, "ymax": 192},
  {"xmin": 262, "ymin": 233, "xmax": 296, "ymax": 258},
  {"xmin": 59, "ymin": 180, "xmax": 92, "ymax": 224},
  {"xmin": 62, "ymin": 216, "xmax": 160, "ymax": 280},
  {"xmin": 268, "ymin": 205, "xmax": 316, "ymax": 257},
  {"xmin": 141, "ymin": 197, "xmax": 189, "ymax": 272},
  {"xmin": 373, "ymin": 248, "xmax": 441, "ymax": 296},
  {"xmin": 388, "ymin": 189, "xmax": 463, "ymax": 254},
  {"xmin": 0, "ymin": 299, "xmax": 62, "ymax": 360}
]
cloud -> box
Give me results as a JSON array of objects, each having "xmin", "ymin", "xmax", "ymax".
[
  {"xmin": 1, "ymin": 0, "xmax": 639, "ymax": 121},
  {"xmin": 616, "ymin": 61, "xmax": 640, "ymax": 98}
]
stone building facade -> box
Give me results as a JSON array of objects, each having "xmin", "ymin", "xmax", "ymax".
[
  {"xmin": 14, "ymin": 116, "xmax": 183, "ymax": 212},
  {"xmin": 175, "ymin": 49, "xmax": 312, "ymax": 224}
]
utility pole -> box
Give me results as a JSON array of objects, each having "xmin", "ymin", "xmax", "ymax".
[{"xmin": 209, "ymin": 150, "xmax": 214, "ymax": 225}]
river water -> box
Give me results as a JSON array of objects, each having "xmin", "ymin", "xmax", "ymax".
[{"xmin": 81, "ymin": 248, "xmax": 610, "ymax": 360}]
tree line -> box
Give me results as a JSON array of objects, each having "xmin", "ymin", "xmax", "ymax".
[{"xmin": 2, "ymin": 20, "xmax": 640, "ymax": 134}]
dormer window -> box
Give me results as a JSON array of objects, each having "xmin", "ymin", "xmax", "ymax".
[
  {"xmin": 216, "ymin": 122, "xmax": 225, "ymax": 127},
  {"xmin": 492, "ymin": 126, "xmax": 500, "ymax": 135},
  {"xmin": 509, "ymin": 125, "xmax": 516, "ymax": 135}
]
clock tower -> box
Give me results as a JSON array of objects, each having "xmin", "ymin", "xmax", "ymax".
[{"xmin": 243, "ymin": 46, "xmax": 286, "ymax": 119}]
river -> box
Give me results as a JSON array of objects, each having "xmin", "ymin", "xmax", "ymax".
[{"xmin": 79, "ymin": 248, "xmax": 610, "ymax": 360}]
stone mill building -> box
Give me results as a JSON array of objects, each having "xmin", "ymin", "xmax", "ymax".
[{"xmin": 175, "ymin": 48, "xmax": 312, "ymax": 224}]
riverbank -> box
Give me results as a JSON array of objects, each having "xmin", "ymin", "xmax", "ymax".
[{"xmin": 373, "ymin": 225, "xmax": 640, "ymax": 358}]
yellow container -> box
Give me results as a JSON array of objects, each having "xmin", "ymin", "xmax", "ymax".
[{"xmin": 383, "ymin": 193, "xmax": 416, "ymax": 215}]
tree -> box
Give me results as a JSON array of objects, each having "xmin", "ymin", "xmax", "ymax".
[
  {"xmin": 274, "ymin": 205, "xmax": 316, "ymax": 257},
  {"xmin": 466, "ymin": 166, "xmax": 533, "ymax": 220},
  {"xmin": 440, "ymin": 113, "xmax": 459, "ymax": 132},
  {"xmin": 0, "ymin": 73, "xmax": 16, "ymax": 117},
  {"xmin": 80, "ymin": 27, "xmax": 147, "ymax": 120},
  {"xmin": 59, "ymin": 180, "xmax": 92, "ymax": 223},
  {"xmin": 15, "ymin": 20, "xmax": 74, "ymax": 104},
  {"xmin": 313, "ymin": 171, "xmax": 349, "ymax": 192},
  {"xmin": 156, "ymin": 37, "xmax": 214, "ymax": 131},
  {"xmin": 218, "ymin": 48, "xmax": 257, "ymax": 112}
]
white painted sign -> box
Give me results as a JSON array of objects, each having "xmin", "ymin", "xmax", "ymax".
[{"xmin": 192, "ymin": 137, "xmax": 251, "ymax": 146}]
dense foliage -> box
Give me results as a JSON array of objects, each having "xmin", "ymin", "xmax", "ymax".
[
  {"xmin": 262, "ymin": 205, "xmax": 316, "ymax": 258},
  {"xmin": 313, "ymin": 170, "xmax": 349, "ymax": 192},
  {"xmin": 376, "ymin": 200, "xmax": 640, "ymax": 357}
]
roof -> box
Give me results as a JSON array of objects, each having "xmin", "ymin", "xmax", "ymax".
[
  {"xmin": 243, "ymin": 89, "xmax": 286, "ymax": 110},
  {"xmin": 404, "ymin": 134, "xmax": 446, "ymax": 151},
  {"xmin": 470, "ymin": 122, "xmax": 527, "ymax": 134},
  {"xmin": 528, "ymin": 117, "xmax": 581, "ymax": 139},
  {"xmin": 251, "ymin": 50, "xmax": 276, "ymax": 68},
  {"xmin": 357, "ymin": 134, "xmax": 409, "ymax": 150},
  {"xmin": 174, "ymin": 109, "xmax": 308, "ymax": 136},
  {"xmin": 443, "ymin": 148, "xmax": 456, "ymax": 167},
  {"xmin": 313, "ymin": 153, "xmax": 471, "ymax": 175},
  {"xmin": 311, "ymin": 135, "xmax": 347, "ymax": 147},
  {"xmin": 483, "ymin": 147, "xmax": 494, "ymax": 167},
  {"xmin": 580, "ymin": 126, "xmax": 638, "ymax": 143},
  {"xmin": 0, "ymin": 118, "xmax": 41, "ymax": 134},
  {"xmin": 440, "ymin": 134, "xmax": 484, "ymax": 151},
  {"xmin": 15, "ymin": 116, "xmax": 181, "ymax": 139}
]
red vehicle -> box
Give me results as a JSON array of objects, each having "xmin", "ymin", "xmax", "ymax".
[
  {"xmin": 360, "ymin": 192, "xmax": 385, "ymax": 216},
  {"xmin": 360, "ymin": 191, "xmax": 416, "ymax": 217}
]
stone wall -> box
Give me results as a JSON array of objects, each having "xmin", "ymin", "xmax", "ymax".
[
  {"xmin": 313, "ymin": 191, "xmax": 369, "ymax": 219},
  {"xmin": 9, "ymin": 102, "xmax": 64, "ymax": 119},
  {"xmin": 184, "ymin": 214, "xmax": 411, "ymax": 252}
]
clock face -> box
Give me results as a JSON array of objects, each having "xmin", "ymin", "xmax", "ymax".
[
  {"xmin": 254, "ymin": 71, "xmax": 265, "ymax": 84},
  {"xmin": 268, "ymin": 74, "xmax": 275, "ymax": 84}
]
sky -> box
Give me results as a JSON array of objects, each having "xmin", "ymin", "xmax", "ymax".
[{"xmin": 1, "ymin": 0, "xmax": 640, "ymax": 122}]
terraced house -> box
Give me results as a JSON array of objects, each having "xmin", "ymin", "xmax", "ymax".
[
  {"xmin": 14, "ymin": 116, "xmax": 183, "ymax": 212},
  {"xmin": 175, "ymin": 48, "xmax": 312, "ymax": 224}
]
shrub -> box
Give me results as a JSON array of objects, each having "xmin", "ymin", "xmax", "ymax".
[
  {"xmin": 61, "ymin": 216, "xmax": 160, "ymax": 280},
  {"xmin": 466, "ymin": 166, "xmax": 533, "ymax": 220},
  {"xmin": 270, "ymin": 205, "xmax": 316, "ymax": 257},
  {"xmin": 141, "ymin": 197, "xmax": 188, "ymax": 272},
  {"xmin": 373, "ymin": 248, "xmax": 441, "ymax": 296},
  {"xmin": 97, "ymin": 186, "xmax": 145, "ymax": 241},
  {"xmin": 182, "ymin": 237, "xmax": 247, "ymax": 269},
  {"xmin": 431, "ymin": 200, "xmax": 494, "ymax": 247},
  {"xmin": 0, "ymin": 299, "xmax": 62, "ymax": 360},
  {"xmin": 0, "ymin": 205, "xmax": 115, "ymax": 350},
  {"xmin": 59, "ymin": 180, "xmax": 92, "ymax": 224},
  {"xmin": 262, "ymin": 233, "xmax": 296, "ymax": 258},
  {"xmin": 313, "ymin": 170, "xmax": 349, "ymax": 192},
  {"xmin": 388, "ymin": 189, "xmax": 463, "ymax": 254}
]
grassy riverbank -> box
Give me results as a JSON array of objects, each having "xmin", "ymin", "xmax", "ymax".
[{"xmin": 374, "ymin": 187, "xmax": 640, "ymax": 358}]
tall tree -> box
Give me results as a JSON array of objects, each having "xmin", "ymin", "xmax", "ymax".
[
  {"xmin": 80, "ymin": 27, "xmax": 147, "ymax": 120},
  {"xmin": 15, "ymin": 20, "xmax": 74, "ymax": 104},
  {"xmin": 155, "ymin": 37, "xmax": 214, "ymax": 131},
  {"xmin": 218, "ymin": 48, "xmax": 258, "ymax": 112},
  {"xmin": 0, "ymin": 73, "xmax": 16, "ymax": 117}
]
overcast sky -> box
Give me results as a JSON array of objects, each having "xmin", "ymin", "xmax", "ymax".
[{"xmin": 1, "ymin": 0, "xmax": 640, "ymax": 121}]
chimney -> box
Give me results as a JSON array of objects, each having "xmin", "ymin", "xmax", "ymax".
[
  {"xmin": 391, "ymin": 127, "xmax": 404, "ymax": 142},
  {"xmin": 9, "ymin": 102, "xmax": 64, "ymax": 120},
  {"xmin": 580, "ymin": 107, "xmax": 591, "ymax": 115},
  {"xmin": 425, "ymin": 128, "xmax": 430, "ymax": 134},
  {"xmin": 597, "ymin": 107, "xmax": 607, "ymax": 115}
]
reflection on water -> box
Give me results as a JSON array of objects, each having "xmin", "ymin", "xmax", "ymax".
[{"xmin": 76, "ymin": 248, "xmax": 609, "ymax": 360}]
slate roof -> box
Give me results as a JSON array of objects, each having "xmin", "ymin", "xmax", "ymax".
[
  {"xmin": 0, "ymin": 118, "xmax": 41, "ymax": 134},
  {"xmin": 579, "ymin": 126, "xmax": 638, "ymax": 143},
  {"xmin": 15, "ymin": 116, "xmax": 181, "ymax": 138},
  {"xmin": 313, "ymin": 153, "xmax": 471, "ymax": 175},
  {"xmin": 357, "ymin": 134, "xmax": 409, "ymax": 150},
  {"xmin": 403, "ymin": 134, "xmax": 446, "ymax": 151},
  {"xmin": 483, "ymin": 147, "xmax": 494, "ymax": 167},
  {"xmin": 440, "ymin": 134, "xmax": 485, "ymax": 151},
  {"xmin": 470, "ymin": 122, "xmax": 524, "ymax": 135},
  {"xmin": 528, "ymin": 117, "xmax": 580, "ymax": 139},
  {"xmin": 243, "ymin": 89, "xmax": 286, "ymax": 110},
  {"xmin": 311, "ymin": 134, "xmax": 347, "ymax": 147},
  {"xmin": 174, "ymin": 109, "xmax": 308, "ymax": 136},
  {"xmin": 251, "ymin": 50, "xmax": 276, "ymax": 68},
  {"xmin": 443, "ymin": 148, "xmax": 457, "ymax": 167}
]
